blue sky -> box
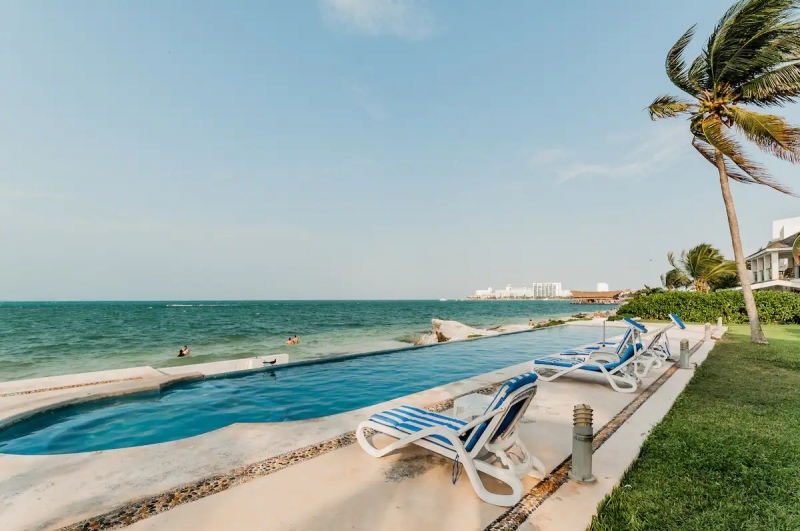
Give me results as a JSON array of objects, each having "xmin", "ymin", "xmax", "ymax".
[{"xmin": 1, "ymin": 0, "xmax": 799, "ymax": 300}]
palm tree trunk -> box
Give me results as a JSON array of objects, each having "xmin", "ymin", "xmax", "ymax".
[{"xmin": 715, "ymin": 149, "xmax": 768, "ymax": 344}]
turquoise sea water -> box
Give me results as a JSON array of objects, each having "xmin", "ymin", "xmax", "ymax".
[{"xmin": 0, "ymin": 300, "xmax": 614, "ymax": 382}]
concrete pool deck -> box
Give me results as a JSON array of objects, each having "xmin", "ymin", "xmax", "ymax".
[{"xmin": 0, "ymin": 321, "xmax": 719, "ymax": 531}]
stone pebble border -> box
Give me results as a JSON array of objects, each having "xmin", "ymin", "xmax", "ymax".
[
  {"xmin": 57, "ymin": 383, "xmax": 503, "ymax": 531},
  {"xmin": 0, "ymin": 377, "xmax": 144, "ymax": 398},
  {"xmin": 483, "ymin": 339, "xmax": 705, "ymax": 531}
]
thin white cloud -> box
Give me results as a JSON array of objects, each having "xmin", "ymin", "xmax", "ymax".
[
  {"xmin": 556, "ymin": 124, "xmax": 691, "ymax": 182},
  {"xmin": 321, "ymin": 0, "xmax": 435, "ymax": 40}
]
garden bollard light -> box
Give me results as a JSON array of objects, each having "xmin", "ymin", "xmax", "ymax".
[
  {"xmin": 704, "ymin": 323, "xmax": 711, "ymax": 341},
  {"xmin": 679, "ymin": 338, "xmax": 690, "ymax": 369},
  {"xmin": 569, "ymin": 404, "xmax": 596, "ymax": 484},
  {"xmin": 717, "ymin": 317, "xmax": 723, "ymax": 329}
]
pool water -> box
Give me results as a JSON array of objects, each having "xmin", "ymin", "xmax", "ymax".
[{"xmin": 0, "ymin": 325, "xmax": 610, "ymax": 455}]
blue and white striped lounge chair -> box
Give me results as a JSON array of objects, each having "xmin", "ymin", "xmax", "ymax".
[
  {"xmin": 559, "ymin": 325, "xmax": 637, "ymax": 356},
  {"xmin": 356, "ymin": 372, "xmax": 547, "ymax": 507},
  {"xmin": 533, "ymin": 342, "xmax": 643, "ymax": 393}
]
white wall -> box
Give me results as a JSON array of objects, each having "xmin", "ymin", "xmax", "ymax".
[{"xmin": 772, "ymin": 217, "xmax": 800, "ymax": 239}]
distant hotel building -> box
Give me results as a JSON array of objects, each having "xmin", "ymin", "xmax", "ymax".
[
  {"xmin": 470, "ymin": 282, "xmax": 565, "ymax": 299},
  {"xmin": 532, "ymin": 283, "xmax": 563, "ymax": 298}
]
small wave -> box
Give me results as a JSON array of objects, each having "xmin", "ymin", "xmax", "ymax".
[{"xmin": 166, "ymin": 304, "xmax": 236, "ymax": 307}]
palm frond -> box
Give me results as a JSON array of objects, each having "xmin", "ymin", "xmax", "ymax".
[
  {"xmin": 692, "ymin": 131, "xmax": 794, "ymax": 195},
  {"xmin": 667, "ymin": 251, "xmax": 679, "ymax": 270},
  {"xmin": 739, "ymin": 62, "xmax": 800, "ymax": 105},
  {"xmin": 666, "ymin": 25, "xmax": 700, "ymax": 95},
  {"xmin": 647, "ymin": 95, "xmax": 696, "ymax": 120},
  {"xmin": 707, "ymin": 0, "xmax": 799, "ymax": 85},
  {"xmin": 706, "ymin": 0, "xmax": 750, "ymax": 82},
  {"xmin": 687, "ymin": 53, "xmax": 711, "ymax": 90},
  {"xmin": 705, "ymin": 259, "xmax": 738, "ymax": 279},
  {"xmin": 730, "ymin": 106, "xmax": 800, "ymax": 162}
]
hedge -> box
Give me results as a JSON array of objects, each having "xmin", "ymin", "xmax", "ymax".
[{"xmin": 616, "ymin": 290, "xmax": 800, "ymax": 324}]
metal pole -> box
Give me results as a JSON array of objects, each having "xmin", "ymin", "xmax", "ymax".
[
  {"xmin": 704, "ymin": 323, "xmax": 711, "ymax": 341},
  {"xmin": 679, "ymin": 338, "xmax": 690, "ymax": 369},
  {"xmin": 602, "ymin": 319, "xmax": 606, "ymax": 345},
  {"xmin": 569, "ymin": 404, "xmax": 596, "ymax": 484}
]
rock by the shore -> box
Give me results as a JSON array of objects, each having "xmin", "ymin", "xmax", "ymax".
[
  {"xmin": 414, "ymin": 332, "xmax": 439, "ymax": 346},
  {"xmin": 414, "ymin": 319, "xmax": 500, "ymax": 345},
  {"xmin": 432, "ymin": 319, "xmax": 499, "ymax": 342}
]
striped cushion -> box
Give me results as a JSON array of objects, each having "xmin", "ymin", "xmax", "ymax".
[
  {"xmin": 534, "ymin": 344, "xmax": 637, "ymax": 372},
  {"xmin": 369, "ymin": 373, "xmax": 538, "ymax": 453},
  {"xmin": 560, "ymin": 328, "xmax": 633, "ymax": 357},
  {"xmin": 465, "ymin": 372, "xmax": 538, "ymax": 450},
  {"xmin": 369, "ymin": 406, "xmax": 467, "ymax": 448}
]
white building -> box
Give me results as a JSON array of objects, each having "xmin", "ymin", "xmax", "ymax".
[
  {"xmin": 744, "ymin": 217, "xmax": 800, "ymax": 292},
  {"xmin": 596, "ymin": 282, "xmax": 609, "ymax": 292},
  {"xmin": 497, "ymin": 284, "xmax": 536, "ymax": 298},
  {"xmin": 531, "ymin": 282, "xmax": 563, "ymax": 298},
  {"xmin": 471, "ymin": 282, "xmax": 563, "ymax": 299}
]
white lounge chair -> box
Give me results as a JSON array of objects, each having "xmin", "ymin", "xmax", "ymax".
[
  {"xmin": 559, "ymin": 325, "xmax": 637, "ymax": 356},
  {"xmin": 649, "ymin": 313, "xmax": 686, "ymax": 361},
  {"xmin": 533, "ymin": 340, "xmax": 643, "ymax": 393},
  {"xmin": 356, "ymin": 372, "xmax": 546, "ymax": 507}
]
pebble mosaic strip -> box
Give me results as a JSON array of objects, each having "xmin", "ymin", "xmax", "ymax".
[
  {"xmin": 0, "ymin": 377, "xmax": 144, "ymax": 397},
  {"xmin": 483, "ymin": 340, "xmax": 705, "ymax": 531},
  {"xmin": 56, "ymin": 383, "xmax": 501, "ymax": 531}
]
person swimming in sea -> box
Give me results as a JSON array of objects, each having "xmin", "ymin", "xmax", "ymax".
[
  {"xmin": 177, "ymin": 345, "xmax": 190, "ymax": 357},
  {"xmin": 285, "ymin": 335, "xmax": 300, "ymax": 345}
]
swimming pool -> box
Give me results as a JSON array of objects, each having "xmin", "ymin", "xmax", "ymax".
[{"xmin": 0, "ymin": 325, "xmax": 610, "ymax": 455}]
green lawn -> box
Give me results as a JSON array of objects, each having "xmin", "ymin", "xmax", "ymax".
[{"xmin": 589, "ymin": 325, "xmax": 800, "ymax": 531}]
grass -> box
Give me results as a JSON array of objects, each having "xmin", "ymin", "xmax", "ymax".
[{"xmin": 589, "ymin": 324, "xmax": 800, "ymax": 531}]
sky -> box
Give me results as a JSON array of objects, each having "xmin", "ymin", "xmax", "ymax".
[{"xmin": 1, "ymin": 0, "xmax": 799, "ymax": 300}]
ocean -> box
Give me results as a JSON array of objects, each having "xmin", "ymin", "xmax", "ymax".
[{"xmin": 0, "ymin": 300, "xmax": 615, "ymax": 382}]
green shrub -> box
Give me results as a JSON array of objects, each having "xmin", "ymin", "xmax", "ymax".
[{"xmin": 616, "ymin": 291, "xmax": 800, "ymax": 324}]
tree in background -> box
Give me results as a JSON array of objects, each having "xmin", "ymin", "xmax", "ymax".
[
  {"xmin": 667, "ymin": 243, "xmax": 738, "ymax": 293},
  {"xmin": 661, "ymin": 268, "xmax": 692, "ymax": 290},
  {"xmin": 647, "ymin": 0, "xmax": 800, "ymax": 344}
]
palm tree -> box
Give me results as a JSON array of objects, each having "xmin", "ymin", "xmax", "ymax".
[
  {"xmin": 667, "ymin": 243, "xmax": 738, "ymax": 292},
  {"xmin": 661, "ymin": 268, "xmax": 692, "ymax": 290},
  {"xmin": 648, "ymin": 0, "xmax": 800, "ymax": 344}
]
